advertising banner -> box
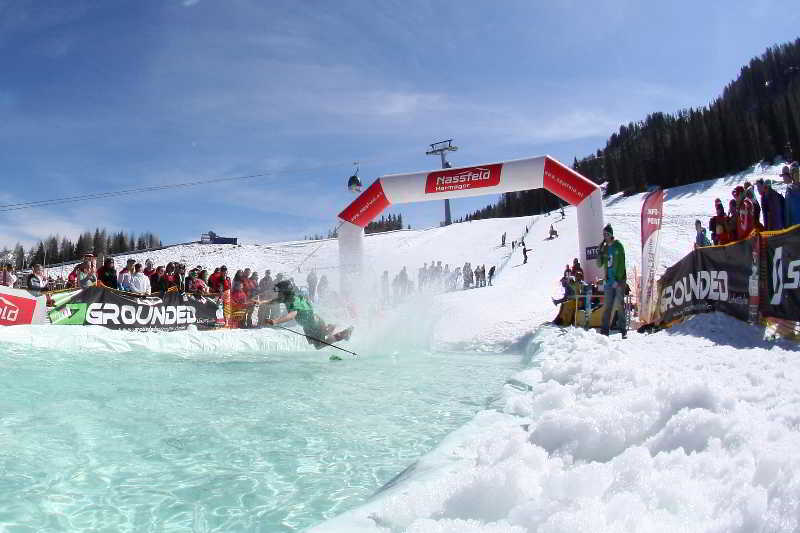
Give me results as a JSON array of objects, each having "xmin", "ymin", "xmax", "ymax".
[
  {"xmin": 48, "ymin": 287, "xmax": 223, "ymax": 331},
  {"xmin": 424, "ymin": 163, "xmax": 503, "ymax": 194},
  {"xmin": 639, "ymin": 189, "xmax": 664, "ymax": 323},
  {"xmin": 0, "ymin": 285, "xmax": 48, "ymax": 326},
  {"xmin": 656, "ymin": 239, "xmax": 752, "ymax": 324},
  {"xmin": 542, "ymin": 158, "xmax": 598, "ymax": 206},
  {"xmin": 762, "ymin": 225, "xmax": 800, "ymax": 321},
  {"xmin": 337, "ymin": 179, "xmax": 391, "ymax": 228}
]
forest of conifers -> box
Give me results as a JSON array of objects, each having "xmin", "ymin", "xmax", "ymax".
[{"xmin": 462, "ymin": 37, "xmax": 800, "ymax": 223}]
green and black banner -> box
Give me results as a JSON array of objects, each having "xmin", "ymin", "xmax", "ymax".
[
  {"xmin": 656, "ymin": 238, "xmax": 752, "ymax": 324},
  {"xmin": 762, "ymin": 225, "xmax": 800, "ymax": 321},
  {"xmin": 48, "ymin": 287, "xmax": 223, "ymax": 331}
]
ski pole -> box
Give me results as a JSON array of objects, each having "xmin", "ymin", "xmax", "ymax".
[{"xmin": 270, "ymin": 324, "xmax": 358, "ymax": 357}]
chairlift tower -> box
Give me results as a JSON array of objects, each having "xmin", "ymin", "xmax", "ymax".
[{"xmin": 426, "ymin": 139, "xmax": 458, "ymax": 225}]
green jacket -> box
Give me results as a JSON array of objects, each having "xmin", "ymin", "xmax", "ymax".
[
  {"xmin": 597, "ymin": 239, "xmax": 626, "ymax": 284},
  {"xmin": 284, "ymin": 294, "xmax": 315, "ymax": 327}
]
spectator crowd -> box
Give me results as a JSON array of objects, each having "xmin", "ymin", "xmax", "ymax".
[
  {"xmin": 698, "ymin": 163, "xmax": 800, "ymax": 248},
  {"xmin": 0, "ymin": 252, "xmax": 338, "ymax": 329},
  {"xmin": 380, "ymin": 260, "xmax": 496, "ymax": 306}
]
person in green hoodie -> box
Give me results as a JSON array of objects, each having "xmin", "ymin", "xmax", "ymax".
[
  {"xmin": 597, "ymin": 223, "xmax": 627, "ymax": 338},
  {"xmin": 261, "ymin": 279, "xmax": 353, "ymax": 348}
]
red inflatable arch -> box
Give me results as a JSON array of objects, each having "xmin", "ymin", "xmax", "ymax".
[{"xmin": 338, "ymin": 155, "xmax": 604, "ymax": 287}]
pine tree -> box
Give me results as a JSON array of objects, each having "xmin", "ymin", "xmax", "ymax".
[
  {"xmin": 93, "ymin": 228, "xmax": 108, "ymax": 258},
  {"xmin": 44, "ymin": 236, "xmax": 59, "ymax": 265},
  {"xmin": 13, "ymin": 243, "xmax": 24, "ymax": 270},
  {"xmin": 32, "ymin": 242, "xmax": 45, "ymax": 266},
  {"xmin": 60, "ymin": 237, "xmax": 74, "ymax": 262}
]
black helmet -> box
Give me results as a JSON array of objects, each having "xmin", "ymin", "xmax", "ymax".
[{"xmin": 274, "ymin": 279, "xmax": 296, "ymax": 297}]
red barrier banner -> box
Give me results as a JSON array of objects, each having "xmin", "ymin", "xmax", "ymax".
[
  {"xmin": 0, "ymin": 285, "xmax": 47, "ymax": 326},
  {"xmin": 337, "ymin": 180, "xmax": 391, "ymax": 228}
]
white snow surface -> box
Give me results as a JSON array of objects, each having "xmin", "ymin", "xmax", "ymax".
[{"xmin": 11, "ymin": 162, "xmax": 800, "ymax": 531}]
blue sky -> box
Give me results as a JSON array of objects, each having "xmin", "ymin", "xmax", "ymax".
[{"xmin": 1, "ymin": 0, "xmax": 798, "ymax": 249}]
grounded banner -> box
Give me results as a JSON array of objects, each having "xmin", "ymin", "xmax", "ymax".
[
  {"xmin": 0, "ymin": 285, "xmax": 48, "ymax": 326},
  {"xmin": 656, "ymin": 239, "xmax": 752, "ymax": 324},
  {"xmin": 762, "ymin": 225, "xmax": 800, "ymax": 321},
  {"xmin": 639, "ymin": 189, "xmax": 664, "ymax": 324},
  {"xmin": 48, "ymin": 287, "xmax": 223, "ymax": 331}
]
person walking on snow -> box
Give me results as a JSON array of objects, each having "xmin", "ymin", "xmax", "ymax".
[
  {"xmin": 597, "ymin": 223, "xmax": 627, "ymax": 338},
  {"xmin": 306, "ymin": 269, "xmax": 318, "ymax": 302},
  {"xmin": 261, "ymin": 280, "xmax": 352, "ymax": 349},
  {"xmin": 520, "ymin": 239, "xmax": 531, "ymax": 264}
]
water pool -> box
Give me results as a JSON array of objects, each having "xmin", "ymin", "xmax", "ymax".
[{"xmin": 0, "ymin": 341, "xmax": 520, "ymax": 531}]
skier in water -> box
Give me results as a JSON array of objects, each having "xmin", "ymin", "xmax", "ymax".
[{"xmin": 261, "ymin": 279, "xmax": 353, "ymax": 348}]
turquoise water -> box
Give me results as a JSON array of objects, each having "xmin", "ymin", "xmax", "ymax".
[{"xmin": 0, "ymin": 340, "xmax": 520, "ymax": 531}]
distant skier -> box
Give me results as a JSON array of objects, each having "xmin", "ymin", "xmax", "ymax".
[
  {"xmin": 261, "ymin": 280, "xmax": 353, "ymax": 349},
  {"xmin": 487, "ymin": 265, "xmax": 495, "ymax": 286},
  {"xmin": 520, "ymin": 239, "xmax": 530, "ymax": 264},
  {"xmin": 307, "ymin": 269, "xmax": 318, "ymax": 301}
]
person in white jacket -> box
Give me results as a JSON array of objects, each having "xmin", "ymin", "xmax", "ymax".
[
  {"xmin": 27, "ymin": 264, "xmax": 48, "ymax": 293},
  {"xmin": 130, "ymin": 263, "xmax": 151, "ymax": 295},
  {"xmin": 118, "ymin": 259, "xmax": 136, "ymax": 291}
]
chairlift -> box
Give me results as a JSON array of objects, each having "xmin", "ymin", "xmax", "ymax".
[{"xmin": 348, "ymin": 161, "xmax": 362, "ymax": 193}]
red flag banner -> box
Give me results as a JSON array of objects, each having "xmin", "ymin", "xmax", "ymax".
[{"xmin": 640, "ymin": 189, "xmax": 665, "ymax": 323}]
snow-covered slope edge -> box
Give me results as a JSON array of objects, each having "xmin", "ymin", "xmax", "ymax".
[{"xmin": 313, "ymin": 312, "xmax": 800, "ymax": 532}]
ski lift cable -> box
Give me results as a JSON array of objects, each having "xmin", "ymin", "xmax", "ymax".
[
  {"xmin": 0, "ymin": 151, "xmax": 411, "ymax": 213},
  {"xmin": 295, "ymin": 220, "xmax": 344, "ymax": 272}
]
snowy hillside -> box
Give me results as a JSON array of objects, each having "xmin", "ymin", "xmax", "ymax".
[{"xmin": 10, "ymin": 162, "xmax": 800, "ymax": 531}]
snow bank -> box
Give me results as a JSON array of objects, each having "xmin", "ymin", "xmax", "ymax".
[
  {"xmin": 0, "ymin": 324, "xmax": 307, "ymax": 355},
  {"xmin": 314, "ymin": 313, "xmax": 800, "ymax": 532}
]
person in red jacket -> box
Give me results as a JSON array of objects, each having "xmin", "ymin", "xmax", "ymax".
[
  {"xmin": 709, "ymin": 198, "xmax": 730, "ymax": 245},
  {"xmin": 67, "ymin": 265, "xmax": 80, "ymax": 288},
  {"xmin": 230, "ymin": 271, "xmax": 256, "ymax": 328},
  {"xmin": 208, "ymin": 265, "xmax": 231, "ymax": 294},
  {"xmin": 143, "ymin": 259, "xmax": 155, "ymax": 277},
  {"xmin": 734, "ymin": 185, "xmax": 755, "ymax": 240}
]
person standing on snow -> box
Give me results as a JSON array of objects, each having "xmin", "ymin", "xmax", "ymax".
[
  {"xmin": 0, "ymin": 263, "xmax": 17, "ymax": 287},
  {"xmin": 521, "ymin": 239, "xmax": 531, "ymax": 264},
  {"xmin": 118, "ymin": 259, "xmax": 136, "ymax": 292},
  {"xmin": 709, "ymin": 199, "xmax": 730, "ymax": 245},
  {"xmin": 597, "ymin": 223, "xmax": 627, "ymax": 338},
  {"xmin": 307, "ymin": 269, "xmax": 318, "ymax": 302},
  {"xmin": 130, "ymin": 263, "xmax": 151, "ymax": 295},
  {"xmin": 756, "ymin": 178, "xmax": 785, "ymax": 231},
  {"xmin": 317, "ymin": 274, "xmax": 329, "ymax": 301},
  {"xmin": 694, "ymin": 220, "xmax": 711, "ymax": 248},
  {"xmin": 260, "ymin": 269, "xmax": 274, "ymax": 291},
  {"xmin": 733, "ymin": 185, "xmax": 755, "ymax": 240},
  {"xmin": 96, "ymin": 257, "xmax": 119, "ymax": 289},
  {"xmin": 26, "ymin": 264, "xmax": 48, "ymax": 293},
  {"xmin": 143, "ymin": 259, "xmax": 155, "ymax": 277},
  {"xmin": 782, "ymin": 165, "xmax": 800, "ymax": 227}
]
